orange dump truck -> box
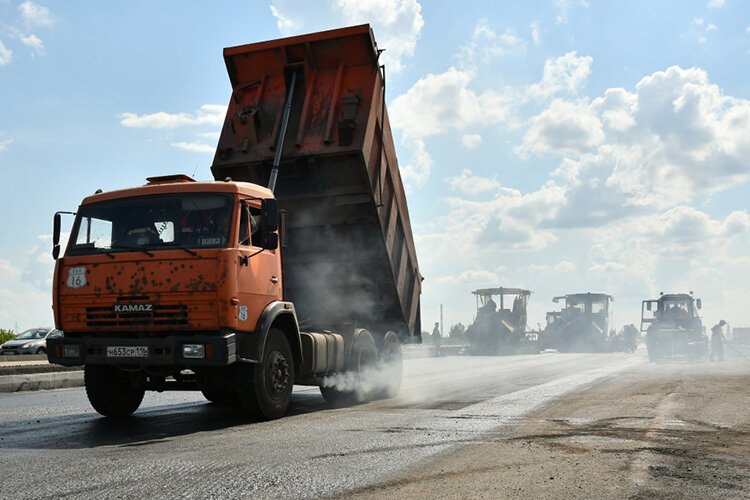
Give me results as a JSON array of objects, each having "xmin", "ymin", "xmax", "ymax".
[{"xmin": 47, "ymin": 25, "xmax": 421, "ymax": 419}]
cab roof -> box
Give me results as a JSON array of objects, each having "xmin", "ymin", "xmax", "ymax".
[
  {"xmin": 553, "ymin": 292, "xmax": 614, "ymax": 303},
  {"xmin": 472, "ymin": 287, "xmax": 532, "ymax": 296},
  {"xmin": 79, "ymin": 176, "xmax": 274, "ymax": 205}
]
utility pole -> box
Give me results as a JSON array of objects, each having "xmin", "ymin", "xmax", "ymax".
[{"xmin": 440, "ymin": 304, "xmax": 443, "ymax": 338}]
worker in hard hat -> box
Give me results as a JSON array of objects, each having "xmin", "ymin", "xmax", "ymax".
[{"xmin": 710, "ymin": 320, "xmax": 726, "ymax": 361}]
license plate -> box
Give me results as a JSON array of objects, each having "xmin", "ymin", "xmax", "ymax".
[
  {"xmin": 107, "ymin": 346, "xmax": 148, "ymax": 358},
  {"xmin": 2, "ymin": 351, "xmax": 17, "ymax": 355}
]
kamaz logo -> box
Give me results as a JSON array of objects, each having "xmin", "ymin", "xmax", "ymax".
[{"xmin": 114, "ymin": 303, "xmax": 154, "ymax": 313}]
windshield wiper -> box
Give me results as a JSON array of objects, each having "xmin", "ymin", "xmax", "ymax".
[
  {"xmin": 109, "ymin": 245, "xmax": 154, "ymax": 257},
  {"xmin": 160, "ymin": 242, "xmax": 199, "ymax": 257}
]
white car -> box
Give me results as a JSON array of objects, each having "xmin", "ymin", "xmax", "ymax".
[{"xmin": 0, "ymin": 328, "xmax": 63, "ymax": 355}]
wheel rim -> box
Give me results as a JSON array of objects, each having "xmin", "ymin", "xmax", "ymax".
[{"xmin": 267, "ymin": 350, "xmax": 290, "ymax": 397}]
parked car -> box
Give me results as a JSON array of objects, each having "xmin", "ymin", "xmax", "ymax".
[{"xmin": 0, "ymin": 328, "xmax": 63, "ymax": 355}]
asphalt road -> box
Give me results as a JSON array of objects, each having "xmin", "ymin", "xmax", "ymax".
[{"xmin": 0, "ymin": 347, "xmax": 747, "ymax": 499}]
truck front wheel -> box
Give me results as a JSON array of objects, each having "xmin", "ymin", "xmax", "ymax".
[
  {"xmin": 237, "ymin": 328, "xmax": 294, "ymax": 420},
  {"xmin": 84, "ymin": 365, "xmax": 145, "ymax": 417}
]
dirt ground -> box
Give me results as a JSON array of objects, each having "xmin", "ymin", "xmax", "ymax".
[{"xmin": 344, "ymin": 351, "xmax": 750, "ymax": 499}]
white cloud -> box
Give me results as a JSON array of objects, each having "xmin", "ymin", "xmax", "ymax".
[
  {"xmin": 429, "ymin": 181, "xmax": 564, "ymax": 255},
  {"xmin": 434, "ymin": 268, "xmax": 503, "ymax": 286},
  {"xmin": 554, "ymin": 260, "xmax": 575, "ymax": 272},
  {"xmin": 517, "ymin": 65, "xmax": 750, "ymax": 225},
  {"xmin": 530, "ymin": 21, "xmax": 541, "ymax": 45},
  {"xmin": 390, "ymin": 67, "xmax": 511, "ymax": 186},
  {"xmin": 399, "ymin": 137, "xmax": 433, "ymax": 187},
  {"xmin": 461, "ymin": 134, "xmax": 482, "ymax": 149},
  {"xmin": 200, "ymin": 132, "xmax": 221, "ymax": 141},
  {"xmin": 592, "ymin": 87, "xmax": 637, "ymax": 133},
  {"xmin": 708, "ymin": 0, "xmax": 725, "ymax": 7},
  {"xmin": 171, "ymin": 141, "xmax": 215, "ymax": 153},
  {"xmin": 20, "ymin": 33, "xmax": 44, "ymax": 56},
  {"xmin": 119, "ymin": 105, "xmax": 226, "ymax": 129},
  {"xmin": 584, "ymin": 208, "xmax": 750, "ymax": 303},
  {"xmin": 527, "ymin": 51, "xmax": 593, "ymax": 101},
  {"xmin": 629, "ymin": 206, "xmax": 750, "ymax": 257},
  {"xmin": 18, "ymin": 1, "xmax": 56, "ymax": 27},
  {"xmin": 0, "ymin": 138, "xmax": 12, "ymax": 152},
  {"xmin": 555, "ymin": 0, "xmax": 589, "ymax": 24},
  {"xmin": 335, "ymin": 0, "xmax": 423, "ymax": 72},
  {"xmin": 692, "ymin": 18, "xmax": 717, "ymax": 44},
  {"xmin": 458, "ymin": 19, "xmax": 523, "ymax": 65},
  {"xmin": 269, "ymin": 5, "xmax": 300, "ymax": 33},
  {"xmin": 446, "ymin": 169, "xmax": 500, "ymax": 195},
  {"xmin": 0, "ymin": 40, "xmax": 12, "ymax": 65},
  {"xmin": 519, "ymin": 98, "xmax": 604, "ymax": 157}
]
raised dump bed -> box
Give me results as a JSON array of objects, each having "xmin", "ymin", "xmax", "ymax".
[{"xmin": 211, "ymin": 25, "xmax": 422, "ymax": 341}]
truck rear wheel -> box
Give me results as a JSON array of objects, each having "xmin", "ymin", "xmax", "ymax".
[
  {"xmin": 320, "ymin": 329, "xmax": 378, "ymax": 405},
  {"xmin": 237, "ymin": 328, "xmax": 294, "ymax": 420},
  {"xmin": 84, "ymin": 364, "xmax": 145, "ymax": 417},
  {"xmin": 374, "ymin": 331, "xmax": 402, "ymax": 400}
]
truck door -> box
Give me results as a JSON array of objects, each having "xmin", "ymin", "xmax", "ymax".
[
  {"xmin": 640, "ymin": 300, "xmax": 658, "ymax": 332},
  {"xmin": 235, "ymin": 202, "xmax": 282, "ymax": 331}
]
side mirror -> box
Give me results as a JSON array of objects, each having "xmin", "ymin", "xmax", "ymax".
[
  {"xmin": 696, "ymin": 299, "xmax": 701, "ymax": 310},
  {"xmin": 261, "ymin": 232, "xmax": 278, "ymax": 250},
  {"xmin": 53, "ymin": 212, "xmax": 62, "ymax": 260},
  {"xmin": 261, "ymin": 198, "xmax": 279, "ymax": 232},
  {"xmin": 646, "ymin": 302, "xmax": 652, "ymax": 312}
]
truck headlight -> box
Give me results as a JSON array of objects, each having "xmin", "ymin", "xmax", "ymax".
[
  {"xmin": 63, "ymin": 344, "xmax": 80, "ymax": 358},
  {"xmin": 182, "ymin": 344, "xmax": 205, "ymax": 359}
]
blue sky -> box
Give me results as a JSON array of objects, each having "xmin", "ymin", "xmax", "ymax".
[{"xmin": 1, "ymin": 0, "xmax": 750, "ymax": 334}]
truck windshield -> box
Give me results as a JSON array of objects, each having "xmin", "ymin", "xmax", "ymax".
[
  {"xmin": 66, "ymin": 193, "xmax": 234, "ymax": 255},
  {"xmin": 591, "ymin": 298, "xmax": 607, "ymax": 314},
  {"xmin": 661, "ymin": 298, "xmax": 693, "ymax": 318}
]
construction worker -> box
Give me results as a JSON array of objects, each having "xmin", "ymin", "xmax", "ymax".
[
  {"xmin": 710, "ymin": 319, "xmax": 726, "ymax": 361},
  {"xmin": 432, "ymin": 322, "xmax": 442, "ymax": 357}
]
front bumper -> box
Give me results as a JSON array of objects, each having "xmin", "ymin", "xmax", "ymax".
[
  {"xmin": 0, "ymin": 346, "xmax": 36, "ymax": 355},
  {"xmin": 46, "ymin": 333, "xmax": 236, "ymax": 367}
]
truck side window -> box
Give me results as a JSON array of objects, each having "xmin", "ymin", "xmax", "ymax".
[
  {"xmin": 239, "ymin": 205, "xmax": 263, "ymax": 247},
  {"xmin": 239, "ymin": 205, "xmax": 250, "ymax": 246}
]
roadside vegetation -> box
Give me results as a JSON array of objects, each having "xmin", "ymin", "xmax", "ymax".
[
  {"xmin": 0, "ymin": 328, "xmax": 16, "ymax": 343},
  {"xmin": 421, "ymin": 323, "xmax": 467, "ymax": 345}
]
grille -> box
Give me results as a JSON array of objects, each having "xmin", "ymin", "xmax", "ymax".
[{"xmin": 86, "ymin": 304, "xmax": 188, "ymax": 328}]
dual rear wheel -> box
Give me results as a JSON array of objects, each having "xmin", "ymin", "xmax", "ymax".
[{"xmin": 319, "ymin": 329, "xmax": 402, "ymax": 406}]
